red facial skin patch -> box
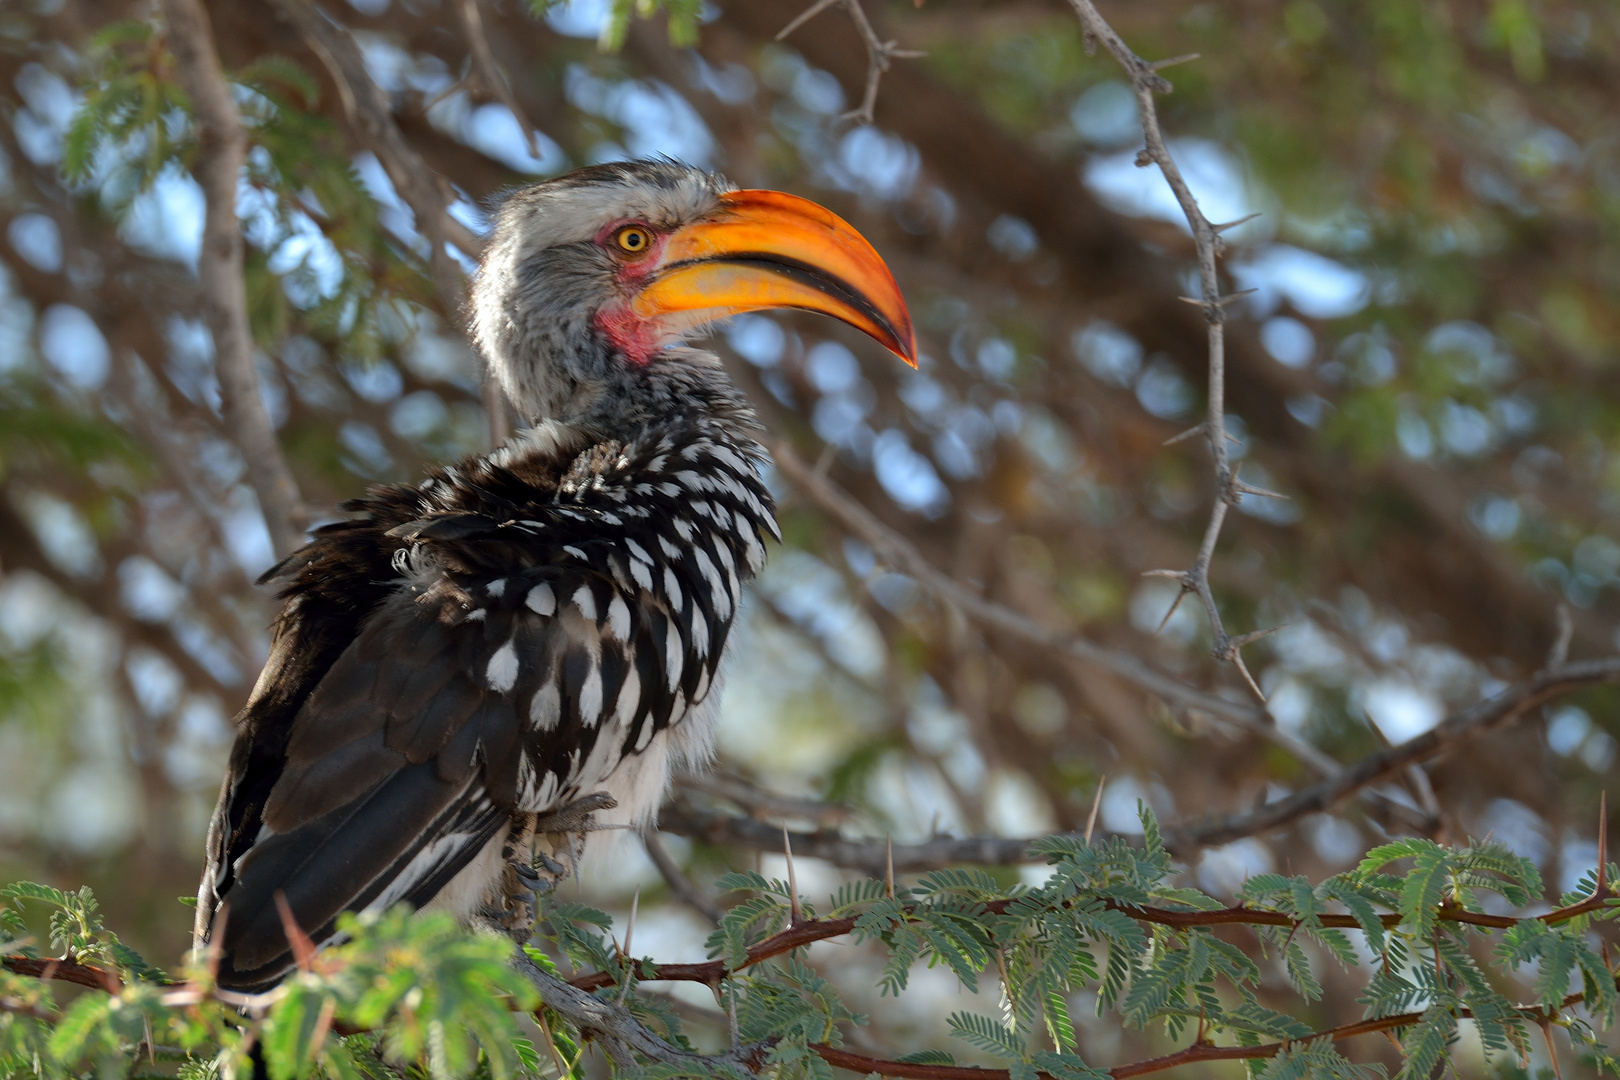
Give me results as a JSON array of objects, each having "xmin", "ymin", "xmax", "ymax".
[
  {"xmin": 594, "ymin": 221, "xmax": 669, "ymax": 366},
  {"xmin": 594, "ymin": 304, "xmax": 664, "ymax": 366}
]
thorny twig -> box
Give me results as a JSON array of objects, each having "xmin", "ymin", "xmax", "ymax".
[
  {"xmin": 771, "ymin": 442, "xmax": 1270, "ymax": 729},
  {"xmin": 565, "ymin": 860, "xmax": 1618, "ymax": 993},
  {"xmin": 771, "ymin": 441, "xmax": 1620, "ymax": 840},
  {"xmin": 776, "ymin": 0, "xmax": 924, "ymax": 125},
  {"xmin": 662, "ymin": 655, "xmax": 1620, "ymax": 863},
  {"xmin": 7, "ymin": 846, "xmax": 1616, "ymax": 1079},
  {"xmin": 809, "ymin": 989, "xmax": 1601, "ymax": 1080},
  {"xmin": 1065, "ymin": 0, "xmax": 1275, "ymax": 704}
]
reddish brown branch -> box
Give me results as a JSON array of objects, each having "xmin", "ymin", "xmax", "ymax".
[
  {"xmin": 809, "ymin": 990, "xmax": 1592, "ymax": 1080},
  {"xmin": 2, "ymin": 956, "xmax": 123, "ymax": 994},
  {"xmin": 567, "ymin": 878, "xmax": 1616, "ymax": 992}
]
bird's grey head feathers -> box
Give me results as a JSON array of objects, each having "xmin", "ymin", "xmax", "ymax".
[{"xmin": 470, "ymin": 160, "xmax": 750, "ymax": 440}]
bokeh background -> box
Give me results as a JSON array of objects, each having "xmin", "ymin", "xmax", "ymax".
[{"xmin": 1, "ymin": 0, "xmax": 1617, "ymax": 1070}]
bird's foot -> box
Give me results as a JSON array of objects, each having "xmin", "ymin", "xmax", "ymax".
[
  {"xmin": 532, "ymin": 791, "xmax": 618, "ymax": 836},
  {"xmin": 482, "ymin": 793, "xmax": 620, "ymax": 944},
  {"xmin": 519, "ymin": 792, "xmax": 619, "ymax": 914}
]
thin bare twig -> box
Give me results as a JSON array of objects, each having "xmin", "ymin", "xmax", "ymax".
[
  {"xmin": 1545, "ymin": 602, "xmax": 1574, "ymax": 670},
  {"xmin": 771, "ymin": 441, "xmax": 1266, "ymax": 727},
  {"xmin": 675, "ymin": 770, "xmax": 851, "ymax": 826},
  {"xmin": 1178, "ymin": 656, "xmax": 1620, "ymax": 847},
  {"xmin": 771, "ymin": 440, "xmax": 1357, "ymax": 790},
  {"xmin": 1064, "ymin": 0, "xmax": 1273, "ymax": 703},
  {"xmin": 267, "ymin": 0, "xmax": 509, "ymax": 446},
  {"xmin": 776, "ymin": 0, "xmax": 923, "ymax": 125},
  {"xmin": 456, "ymin": 0, "xmax": 540, "ymax": 160},
  {"xmin": 642, "ymin": 832, "xmax": 724, "ymax": 925},
  {"xmin": 159, "ymin": 0, "xmax": 305, "ymax": 558}
]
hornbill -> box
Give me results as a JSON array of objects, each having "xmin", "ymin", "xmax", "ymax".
[{"xmin": 195, "ymin": 160, "xmax": 916, "ymax": 992}]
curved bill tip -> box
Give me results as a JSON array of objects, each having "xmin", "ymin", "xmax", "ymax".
[{"xmin": 637, "ymin": 188, "xmax": 918, "ymax": 368}]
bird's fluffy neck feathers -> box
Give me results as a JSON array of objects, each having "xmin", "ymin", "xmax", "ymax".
[{"xmin": 493, "ymin": 342, "xmax": 761, "ymax": 462}]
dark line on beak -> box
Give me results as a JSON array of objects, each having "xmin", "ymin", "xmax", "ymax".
[{"xmin": 670, "ymin": 253, "xmax": 910, "ymax": 358}]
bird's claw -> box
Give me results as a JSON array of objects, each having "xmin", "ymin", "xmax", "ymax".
[
  {"xmin": 532, "ymin": 791, "xmax": 618, "ymax": 836},
  {"xmin": 489, "ymin": 791, "xmax": 620, "ymax": 945},
  {"xmin": 530, "ymin": 850, "xmax": 567, "ymax": 878}
]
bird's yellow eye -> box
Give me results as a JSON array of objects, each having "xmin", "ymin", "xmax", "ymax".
[{"xmin": 615, "ymin": 226, "xmax": 651, "ymax": 254}]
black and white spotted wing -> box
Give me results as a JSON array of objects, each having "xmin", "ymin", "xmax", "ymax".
[{"xmin": 197, "ymin": 421, "xmax": 777, "ymax": 992}]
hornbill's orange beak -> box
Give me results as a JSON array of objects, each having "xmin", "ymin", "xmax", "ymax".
[{"xmin": 631, "ymin": 189, "xmax": 918, "ymax": 366}]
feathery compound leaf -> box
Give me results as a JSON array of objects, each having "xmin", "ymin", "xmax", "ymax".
[
  {"xmin": 1283, "ymin": 939, "xmax": 1323, "ymax": 1001},
  {"xmin": 878, "ymin": 922, "xmax": 924, "ymax": 996},
  {"xmin": 706, "ymin": 894, "xmax": 787, "ymax": 969},
  {"xmin": 1357, "ymin": 967, "xmax": 1425, "ymax": 1019},
  {"xmin": 1138, "ymin": 801, "xmax": 1167, "ymax": 868},
  {"xmin": 1358, "ymin": 837, "xmax": 1442, "ymax": 872},
  {"xmin": 1044, "ymin": 991, "xmax": 1075, "ymax": 1053},
  {"xmin": 1451, "ymin": 840, "xmax": 1542, "ymax": 905},
  {"xmin": 1261, "ymin": 1041, "xmax": 1382, "ymax": 1080},
  {"xmin": 1029, "ymin": 834, "xmax": 1088, "ymax": 862},
  {"xmin": 946, "ymin": 1011, "xmax": 1024, "ymax": 1060},
  {"xmin": 827, "ymin": 878, "xmax": 891, "ymax": 914},
  {"xmin": 1497, "ymin": 921, "xmax": 1581, "ymax": 1009},
  {"xmin": 1238, "ymin": 874, "xmax": 1295, "ymax": 905},
  {"xmin": 0, "ymin": 883, "xmax": 72, "ymax": 910},
  {"xmin": 1031, "ymin": 1050, "xmax": 1112, "ymax": 1080},
  {"xmin": 1224, "ymin": 1001, "xmax": 1315, "ymax": 1040},
  {"xmin": 1395, "ymin": 845, "xmax": 1452, "ymax": 935},
  {"xmin": 914, "ymin": 868, "xmax": 1002, "ymax": 900},
  {"xmin": 896, "ymin": 1049, "xmax": 958, "ymax": 1065},
  {"xmin": 713, "ymin": 871, "xmax": 776, "ymax": 894},
  {"xmin": 1318, "ymin": 877, "xmax": 1389, "ymax": 952},
  {"xmin": 852, "ymin": 896, "xmax": 908, "ymax": 941},
  {"xmin": 1395, "ymin": 1007, "xmax": 1456, "ymax": 1080}
]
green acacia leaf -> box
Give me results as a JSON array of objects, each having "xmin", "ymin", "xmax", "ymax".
[{"xmin": 946, "ymin": 1011, "xmax": 1023, "ymax": 1060}]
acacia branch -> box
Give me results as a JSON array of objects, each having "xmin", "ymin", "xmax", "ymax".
[
  {"xmin": 771, "ymin": 442, "xmax": 1620, "ymax": 848},
  {"xmin": 1, "ymin": 956, "xmax": 123, "ymax": 994},
  {"xmin": 9, "ymin": 875, "xmax": 1612, "ymax": 1077},
  {"xmin": 1064, "ymin": 0, "xmax": 1273, "ymax": 701},
  {"xmin": 1177, "ymin": 655, "xmax": 1620, "ymax": 846},
  {"xmin": 158, "ymin": 0, "xmax": 305, "ymax": 559},
  {"xmin": 566, "ymin": 872, "xmax": 1617, "ymax": 993},
  {"xmin": 808, "ymin": 989, "xmax": 1595, "ymax": 1080},
  {"xmin": 777, "ymin": 0, "xmax": 923, "ymax": 125}
]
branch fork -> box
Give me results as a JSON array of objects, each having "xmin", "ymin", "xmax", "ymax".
[{"xmin": 777, "ymin": 0, "xmax": 924, "ymax": 125}]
